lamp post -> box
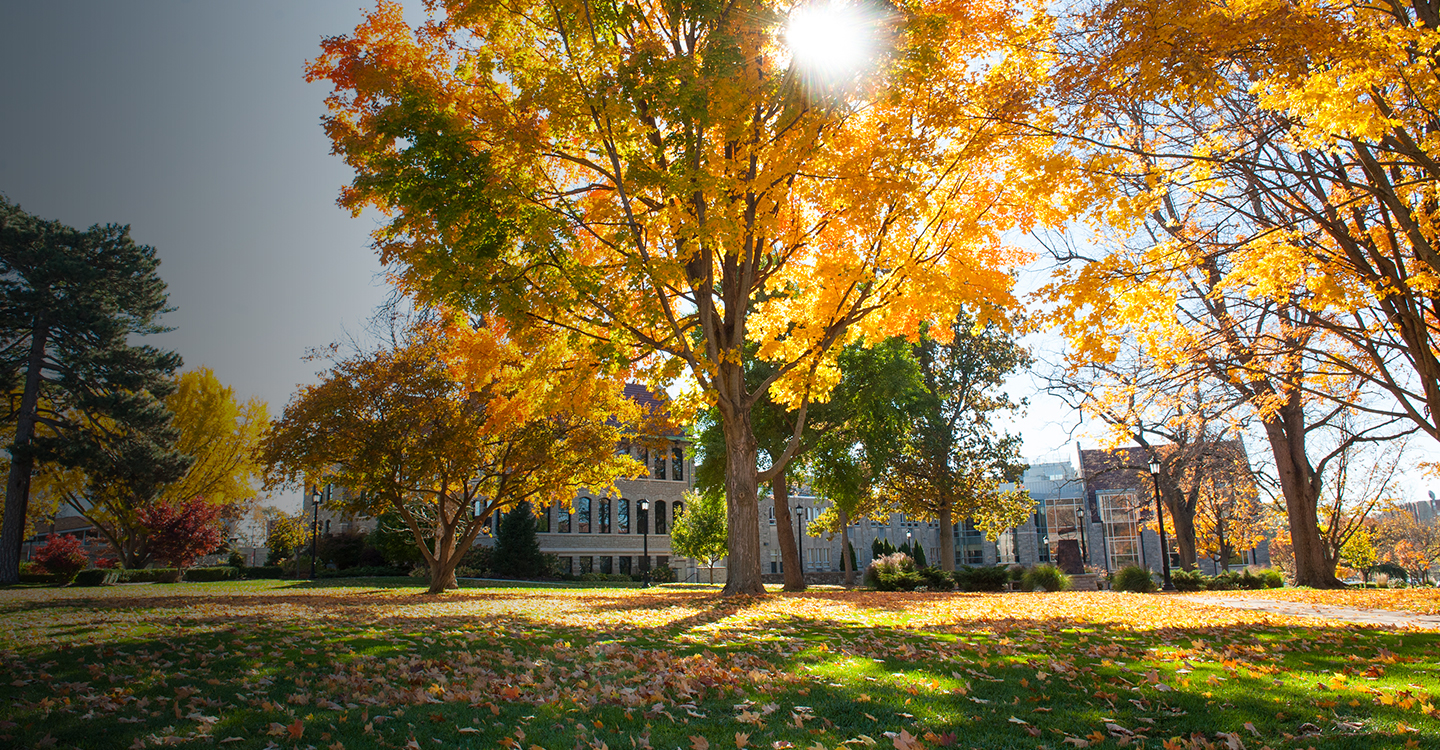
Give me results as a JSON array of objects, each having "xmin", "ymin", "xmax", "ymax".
[
  {"xmin": 1149, "ymin": 457, "xmax": 1175, "ymax": 591},
  {"xmin": 905, "ymin": 530, "xmax": 913, "ymax": 560},
  {"xmin": 638, "ymin": 499, "xmax": 651, "ymax": 588},
  {"xmin": 796, "ymin": 503, "xmax": 805, "ymax": 582},
  {"xmin": 308, "ymin": 486, "xmax": 322, "ymax": 580}
]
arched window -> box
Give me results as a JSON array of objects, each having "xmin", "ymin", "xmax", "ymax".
[
  {"xmin": 578, "ymin": 497, "xmax": 592, "ymax": 533},
  {"xmin": 655, "ymin": 501, "xmax": 668, "ymax": 534},
  {"xmin": 654, "ymin": 449, "xmax": 667, "ymax": 480},
  {"xmin": 637, "ymin": 502, "xmax": 648, "ymax": 535},
  {"xmin": 599, "ymin": 498, "xmax": 611, "ymax": 533},
  {"xmin": 672, "ymin": 501, "xmax": 684, "ymax": 520},
  {"xmin": 558, "ymin": 505, "xmax": 571, "ymax": 533},
  {"xmin": 618, "ymin": 499, "xmax": 630, "ymax": 534},
  {"xmin": 672, "ymin": 447, "xmax": 685, "ymax": 481}
]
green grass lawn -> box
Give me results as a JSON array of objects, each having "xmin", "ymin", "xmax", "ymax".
[{"xmin": 1, "ymin": 579, "xmax": 1437, "ymax": 749}]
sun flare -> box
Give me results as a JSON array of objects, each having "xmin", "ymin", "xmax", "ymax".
[{"xmin": 784, "ymin": 1, "xmax": 874, "ymax": 80}]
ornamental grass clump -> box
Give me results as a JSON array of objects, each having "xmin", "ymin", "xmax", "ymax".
[
  {"xmin": 1112, "ymin": 565, "xmax": 1157, "ymax": 593},
  {"xmin": 865, "ymin": 553, "xmax": 921, "ymax": 591},
  {"xmin": 1021, "ymin": 563, "xmax": 1070, "ymax": 592}
]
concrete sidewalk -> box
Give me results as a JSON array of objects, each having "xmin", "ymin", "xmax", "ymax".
[{"xmin": 1187, "ymin": 595, "xmax": 1440, "ymax": 629}]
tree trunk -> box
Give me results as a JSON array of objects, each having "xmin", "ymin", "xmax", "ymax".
[
  {"xmin": 772, "ymin": 476, "xmax": 805, "ymax": 592},
  {"xmin": 1263, "ymin": 409, "xmax": 1341, "ymax": 588},
  {"xmin": 938, "ymin": 500, "xmax": 956, "ymax": 572},
  {"xmin": 720, "ymin": 403, "xmax": 765, "ymax": 596},
  {"xmin": 1167, "ymin": 488, "xmax": 1199, "ymax": 572},
  {"xmin": 0, "ymin": 323, "xmax": 48, "ymax": 584},
  {"xmin": 839, "ymin": 505, "xmax": 855, "ymax": 587},
  {"xmin": 427, "ymin": 559, "xmax": 460, "ymax": 593}
]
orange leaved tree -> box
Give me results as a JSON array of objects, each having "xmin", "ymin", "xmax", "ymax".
[
  {"xmin": 259, "ymin": 318, "xmax": 643, "ymax": 593},
  {"xmin": 307, "ymin": 0, "xmax": 1052, "ymax": 594}
]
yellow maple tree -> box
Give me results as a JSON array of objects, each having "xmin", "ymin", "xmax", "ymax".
[{"xmin": 307, "ymin": 0, "xmax": 1055, "ymax": 593}]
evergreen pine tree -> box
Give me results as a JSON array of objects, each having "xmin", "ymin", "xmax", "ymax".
[
  {"xmin": 913, "ymin": 543, "xmax": 928, "ymax": 568},
  {"xmin": 491, "ymin": 502, "xmax": 545, "ymax": 578},
  {"xmin": 0, "ymin": 199, "xmax": 187, "ymax": 582}
]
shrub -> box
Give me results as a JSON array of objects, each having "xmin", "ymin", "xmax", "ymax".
[
  {"xmin": 865, "ymin": 553, "xmax": 921, "ymax": 591},
  {"xmin": 1021, "ymin": 564, "xmax": 1070, "ymax": 592},
  {"xmin": 651, "ymin": 564, "xmax": 676, "ymax": 583},
  {"xmin": 226, "ymin": 551, "xmax": 246, "ymax": 568},
  {"xmin": 960, "ymin": 565, "xmax": 1011, "ymax": 592},
  {"xmin": 72, "ymin": 569, "xmax": 114, "ymax": 587},
  {"xmin": 1258, "ymin": 569, "xmax": 1284, "ymax": 588},
  {"xmin": 183, "ymin": 566, "xmax": 239, "ymax": 582},
  {"xmin": 94, "ymin": 557, "xmax": 119, "ymax": 569},
  {"xmin": 918, "ymin": 566, "xmax": 954, "ymax": 591},
  {"xmin": 1113, "ymin": 565, "xmax": 1156, "ymax": 593},
  {"xmin": 241, "ymin": 565, "xmax": 284, "ymax": 579},
  {"xmin": 1236, "ymin": 569, "xmax": 1265, "ymax": 590},
  {"xmin": 317, "ymin": 530, "xmax": 368, "ymax": 570},
  {"xmin": 458, "ymin": 544, "xmax": 493, "ymax": 577},
  {"xmin": 316, "ymin": 565, "xmax": 408, "ymax": 578},
  {"xmin": 1205, "ymin": 572, "xmax": 1238, "ymax": 591},
  {"xmin": 1170, "ymin": 569, "xmax": 1207, "ymax": 592},
  {"xmin": 33, "ymin": 535, "xmax": 89, "ymax": 581},
  {"xmin": 139, "ymin": 497, "xmax": 225, "ymax": 570},
  {"xmin": 1007, "ymin": 564, "xmax": 1027, "ymax": 582},
  {"xmin": 118, "ymin": 568, "xmax": 180, "ymax": 583},
  {"xmin": 579, "ymin": 572, "xmax": 634, "ymax": 583}
]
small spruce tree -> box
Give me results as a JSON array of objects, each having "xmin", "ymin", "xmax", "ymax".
[{"xmin": 491, "ymin": 502, "xmax": 545, "ymax": 578}]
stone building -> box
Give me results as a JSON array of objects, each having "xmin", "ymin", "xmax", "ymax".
[{"xmin": 754, "ymin": 442, "xmax": 1265, "ymax": 580}]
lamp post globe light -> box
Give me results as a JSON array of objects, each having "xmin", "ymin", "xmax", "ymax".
[
  {"xmin": 308, "ymin": 486, "xmax": 322, "ymax": 580},
  {"xmin": 638, "ymin": 499, "xmax": 650, "ymax": 588},
  {"xmin": 795, "ymin": 502, "xmax": 805, "ymax": 583},
  {"xmin": 1149, "ymin": 457, "xmax": 1175, "ymax": 591}
]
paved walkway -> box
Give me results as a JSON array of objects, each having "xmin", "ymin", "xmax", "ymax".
[{"xmin": 1187, "ymin": 595, "xmax": 1440, "ymax": 629}]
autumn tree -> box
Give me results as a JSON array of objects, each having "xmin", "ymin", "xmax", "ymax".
[
  {"xmin": 1045, "ymin": 340, "xmax": 1250, "ymax": 571},
  {"xmin": 138, "ymin": 497, "xmax": 226, "ymax": 572},
  {"xmin": 875, "ymin": 314, "xmax": 1034, "ymax": 571},
  {"xmin": 0, "ymin": 198, "xmax": 187, "ymax": 583},
  {"xmin": 1037, "ymin": 0, "xmax": 1440, "ymax": 587},
  {"xmin": 694, "ymin": 337, "xmax": 922, "ymax": 590},
  {"xmin": 670, "ymin": 490, "xmax": 728, "ymax": 585},
  {"xmin": 260, "ymin": 317, "xmax": 643, "ymax": 593},
  {"xmin": 264, "ymin": 510, "xmax": 310, "ymax": 565},
  {"xmin": 308, "ymin": 0, "xmax": 1049, "ymax": 595},
  {"xmin": 47, "ymin": 368, "xmax": 264, "ymax": 568}
]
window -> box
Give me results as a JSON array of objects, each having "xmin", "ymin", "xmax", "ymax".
[
  {"xmin": 956, "ymin": 520, "xmax": 985, "ymax": 566},
  {"xmin": 807, "ymin": 548, "xmax": 831, "ymax": 570},
  {"xmin": 579, "ymin": 556, "xmax": 593, "ymax": 574},
  {"xmin": 560, "ymin": 556, "xmax": 574, "ymax": 575},
  {"xmin": 619, "ymin": 556, "xmax": 632, "ymax": 575},
  {"xmin": 599, "ymin": 556, "xmax": 613, "ymax": 574},
  {"xmin": 537, "ymin": 505, "xmax": 550, "ymax": 533},
  {"xmin": 672, "ymin": 501, "xmax": 684, "ymax": 520},
  {"xmin": 639, "ymin": 555, "xmax": 651, "ymax": 574},
  {"xmin": 637, "ymin": 503, "xmax": 648, "ymax": 535},
  {"xmin": 558, "ymin": 506, "xmax": 571, "ymax": 533},
  {"xmin": 770, "ymin": 550, "xmax": 779, "ymax": 574},
  {"xmin": 655, "ymin": 501, "xmax": 668, "ymax": 534},
  {"xmin": 672, "ymin": 447, "xmax": 685, "ymax": 481},
  {"xmin": 599, "ymin": 498, "xmax": 611, "ymax": 533},
  {"xmin": 657, "ymin": 555, "xmax": 668, "ymax": 571},
  {"xmin": 655, "ymin": 449, "xmax": 667, "ymax": 480},
  {"xmin": 1099, "ymin": 491, "xmax": 1143, "ymax": 570},
  {"xmin": 768, "ymin": 506, "xmax": 775, "ymax": 525},
  {"xmin": 618, "ymin": 499, "xmax": 630, "ymax": 534},
  {"xmin": 324, "ymin": 520, "xmax": 330, "ymax": 535},
  {"xmin": 578, "ymin": 497, "xmax": 592, "ymax": 533}
]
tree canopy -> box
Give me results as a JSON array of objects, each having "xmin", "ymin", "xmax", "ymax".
[
  {"xmin": 260, "ymin": 316, "xmax": 644, "ymax": 593},
  {"xmin": 308, "ymin": 0, "xmax": 1051, "ymax": 595}
]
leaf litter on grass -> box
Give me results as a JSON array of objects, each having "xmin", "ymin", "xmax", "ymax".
[{"xmin": 1, "ymin": 581, "xmax": 1438, "ymax": 749}]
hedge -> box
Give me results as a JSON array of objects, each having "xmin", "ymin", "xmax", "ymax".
[
  {"xmin": 184, "ymin": 566, "xmax": 240, "ymax": 582},
  {"xmin": 240, "ymin": 565, "xmax": 285, "ymax": 579}
]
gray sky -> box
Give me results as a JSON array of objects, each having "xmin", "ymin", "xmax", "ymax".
[{"xmin": 1, "ymin": 2, "xmax": 397, "ymax": 510}]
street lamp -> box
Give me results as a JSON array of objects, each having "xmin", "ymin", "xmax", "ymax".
[
  {"xmin": 308, "ymin": 486, "xmax": 322, "ymax": 580},
  {"xmin": 796, "ymin": 503, "xmax": 806, "ymax": 582},
  {"xmin": 638, "ymin": 499, "xmax": 651, "ymax": 588},
  {"xmin": 1149, "ymin": 457, "xmax": 1175, "ymax": 591}
]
